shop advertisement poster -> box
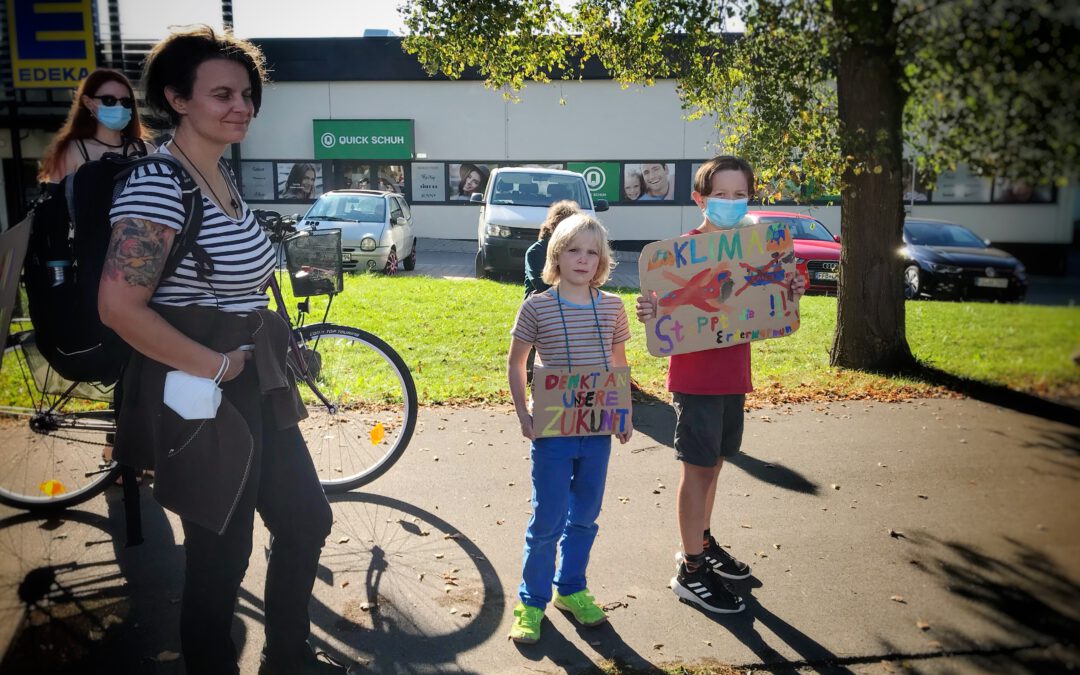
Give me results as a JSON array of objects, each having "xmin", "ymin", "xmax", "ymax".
[
  {"xmin": 638, "ymin": 220, "xmax": 801, "ymax": 357},
  {"xmin": 410, "ymin": 162, "xmax": 445, "ymax": 202},
  {"xmin": 240, "ymin": 161, "xmax": 275, "ymax": 201},
  {"xmin": 532, "ymin": 366, "xmax": 632, "ymax": 437}
]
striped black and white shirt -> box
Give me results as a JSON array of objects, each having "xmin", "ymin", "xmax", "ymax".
[
  {"xmin": 511, "ymin": 287, "xmax": 630, "ymax": 369},
  {"xmin": 109, "ymin": 146, "xmax": 275, "ymax": 312}
]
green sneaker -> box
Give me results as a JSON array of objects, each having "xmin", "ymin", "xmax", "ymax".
[
  {"xmin": 509, "ymin": 602, "xmax": 544, "ymax": 644},
  {"xmin": 553, "ymin": 589, "xmax": 608, "ymax": 627}
]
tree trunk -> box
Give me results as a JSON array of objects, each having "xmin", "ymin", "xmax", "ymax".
[{"xmin": 829, "ymin": 0, "xmax": 914, "ymax": 372}]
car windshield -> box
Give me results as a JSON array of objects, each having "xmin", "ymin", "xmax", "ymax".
[
  {"xmin": 758, "ymin": 216, "xmax": 836, "ymax": 242},
  {"xmin": 904, "ymin": 221, "xmax": 987, "ymax": 248},
  {"xmin": 305, "ymin": 194, "xmax": 386, "ymax": 223},
  {"xmin": 490, "ymin": 173, "xmax": 591, "ymax": 208}
]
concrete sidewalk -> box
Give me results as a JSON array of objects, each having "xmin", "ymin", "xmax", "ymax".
[{"xmin": 0, "ymin": 397, "xmax": 1077, "ymax": 673}]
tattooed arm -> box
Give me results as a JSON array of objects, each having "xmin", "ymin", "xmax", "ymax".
[{"xmin": 98, "ymin": 217, "xmax": 248, "ymax": 381}]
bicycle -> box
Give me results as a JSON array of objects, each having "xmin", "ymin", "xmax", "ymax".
[{"xmin": 0, "ymin": 210, "xmax": 417, "ymax": 512}]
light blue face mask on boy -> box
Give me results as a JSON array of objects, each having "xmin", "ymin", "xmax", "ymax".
[
  {"xmin": 96, "ymin": 104, "xmax": 132, "ymax": 131},
  {"xmin": 703, "ymin": 197, "xmax": 749, "ymax": 228}
]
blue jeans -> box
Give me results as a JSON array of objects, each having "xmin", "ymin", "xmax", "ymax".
[{"xmin": 519, "ymin": 434, "xmax": 612, "ymax": 609}]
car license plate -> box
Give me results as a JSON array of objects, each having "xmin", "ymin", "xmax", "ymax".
[
  {"xmin": 341, "ymin": 253, "xmax": 353, "ymax": 262},
  {"xmin": 974, "ymin": 277, "xmax": 1008, "ymax": 288},
  {"xmin": 812, "ymin": 271, "xmax": 838, "ymax": 281}
]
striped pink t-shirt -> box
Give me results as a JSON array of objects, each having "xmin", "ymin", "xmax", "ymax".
[{"xmin": 511, "ymin": 287, "xmax": 631, "ymax": 368}]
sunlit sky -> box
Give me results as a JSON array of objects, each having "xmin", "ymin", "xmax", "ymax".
[
  {"xmin": 115, "ymin": 0, "xmax": 483, "ymax": 38},
  {"xmin": 114, "ymin": 0, "xmax": 741, "ymax": 39}
]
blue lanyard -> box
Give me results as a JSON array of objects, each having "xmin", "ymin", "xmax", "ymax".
[{"xmin": 554, "ymin": 285, "xmax": 609, "ymax": 372}]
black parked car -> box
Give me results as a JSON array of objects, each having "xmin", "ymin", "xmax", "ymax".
[{"xmin": 902, "ymin": 219, "xmax": 1027, "ymax": 302}]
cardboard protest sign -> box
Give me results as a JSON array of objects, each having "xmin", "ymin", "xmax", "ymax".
[
  {"xmin": 638, "ymin": 220, "xmax": 800, "ymax": 357},
  {"xmin": 0, "ymin": 219, "xmax": 31, "ymax": 365},
  {"xmin": 532, "ymin": 366, "xmax": 632, "ymax": 437}
]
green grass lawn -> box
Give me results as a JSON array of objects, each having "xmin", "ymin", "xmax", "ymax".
[{"xmin": 3, "ymin": 274, "xmax": 1078, "ymax": 408}]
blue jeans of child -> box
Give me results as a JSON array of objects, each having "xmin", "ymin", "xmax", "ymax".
[{"xmin": 519, "ymin": 434, "xmax": 612, "ymax": 609}]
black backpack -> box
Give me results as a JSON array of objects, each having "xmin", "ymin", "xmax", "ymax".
[{"xmin": 23, "ymin": 153, "xmax": 209, "ymax": 385}]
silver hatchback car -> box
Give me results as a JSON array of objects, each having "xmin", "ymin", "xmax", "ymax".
[{"xmin": 297, "ymin": 189, "xmax": 417, "ymax": 274}]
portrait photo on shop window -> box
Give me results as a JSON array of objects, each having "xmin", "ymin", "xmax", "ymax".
[
  {"xmin": 276, "ymin": 161, "xmax": 323, "ymax": 201},
  {"xmin": 623, "ymin": 162, "xmax": 675, "ymax": 202},
  {"xmin": 991, "ymin": 177, "xmax": 1054, "ymax": 204},
  {"xmin": 336, "ymin": 163, "xmax": 406, "ymax": 194},
  {"xmin": 449, "ymin": 163, "xmax": 493, "ymax": 201}
]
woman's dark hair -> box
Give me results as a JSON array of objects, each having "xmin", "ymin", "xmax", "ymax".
[
  {"xmin": 456, "ymin": 163, "xmax": 489, "ymax": 196},
  {"xmin": 694, "ymin": 155, "xmax": 757, "ymax": 197},
  {"xmin": 143, "ymin": 25, "xmax": 268, "ymax": 126},
  {"xmin": 38, "ymin": 69, "xmax": 146, "ymax": 182}
]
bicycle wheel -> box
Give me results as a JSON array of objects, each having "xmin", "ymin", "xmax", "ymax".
[
  {"xmin": 0, "ymin": 341, "xmax": 120, "ymax": 512},
  {"xmin": 295, "ymin": 324, "xmax": 417, "ymax": 492}
]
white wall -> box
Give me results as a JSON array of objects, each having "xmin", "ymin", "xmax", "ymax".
[{"xmin": 238, "ymin": 79, "xmax": 1074, "ymax": 246}]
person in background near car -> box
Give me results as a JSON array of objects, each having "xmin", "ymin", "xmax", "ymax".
[
  {"xmin": 507, "ymin": 213, "xmax": 633, "ymax": 644},
  {"xmin": 454, "ymin": 163, "xmax": 489, "ymax": 200},
  {"xmin": 38, "ymin": 69, "xmax": 153, "ymax": 184},
  {"xmin": 283, "ymin": 163, "xmax": 318, "ymax": 200},
  {"xmin": 635, "ymin": 156, "xmax": 806, "ymax": 616},
  {"xmin": 98, "ymin": 26, "xmax": 352, "ymax": 674},
  {"xmin": 638, "ymin": 163, "xmax": 673, "ymax": 200},
  {"xmin": 623, "ymin": 170, "xmax": 645, "ymax": 201},
  {"xmin": 524, "ymin": 200, "xmax": 581, "ymax": 298},
  {"xmin": 523, "ymin": 200, "xmax": 582, "ymax": 382}
]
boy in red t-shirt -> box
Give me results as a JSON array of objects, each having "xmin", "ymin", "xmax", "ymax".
[{"xmin": 636, "ymin": 156, "xmax": 806, "ymax": 614}]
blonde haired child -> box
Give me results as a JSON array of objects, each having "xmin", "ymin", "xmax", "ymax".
[{"xmin": 506, "ymin": 213, "xmax": 632, "ymax": 643}]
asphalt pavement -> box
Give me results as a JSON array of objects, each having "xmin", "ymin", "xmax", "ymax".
[
  {"xmin": 0, "ymin": 241, "xmax": 1077, "ymax": 674},
  {"xmin": 0, "ymin": 397, "xmax": 1078, "ymax": 674}
]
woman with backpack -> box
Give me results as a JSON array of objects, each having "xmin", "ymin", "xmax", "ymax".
[
  {"xmin": 97, "ymin": 27, "xmax": 351, "ymax": 675},
  {"xmin": 38, "ymin": 69, "xmax": 152, "ymax": 183}
]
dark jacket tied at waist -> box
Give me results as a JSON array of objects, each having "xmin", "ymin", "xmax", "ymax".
[{"xmin": 114, "ymin": 304, "xmax": 307, "ymax": 535}]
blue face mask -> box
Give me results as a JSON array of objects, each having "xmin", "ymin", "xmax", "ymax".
[
  {"xmin": 96, "ymin": 104, "xmax": 132, "ymax": 131},
  {"xmin": 703, "ymin": 197, "xmax": 749, "ymax": 228}
]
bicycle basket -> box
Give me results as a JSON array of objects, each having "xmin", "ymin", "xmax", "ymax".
[
  {"xmin": 283, "ymin": 229, "xmax": 344, "ymax": 297},
  {"xmin": 16, "ymin": 332, "xmax": 115, "ymax": 402}
]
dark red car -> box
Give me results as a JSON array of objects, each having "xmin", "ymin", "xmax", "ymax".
[{"xmin": 747, "ymin": 211, "xmax": 841, "ymax": 294}]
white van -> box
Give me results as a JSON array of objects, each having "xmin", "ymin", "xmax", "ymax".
[{"xmin": 471, "ymin": 167, "xmax": 608, "ymax": 278}]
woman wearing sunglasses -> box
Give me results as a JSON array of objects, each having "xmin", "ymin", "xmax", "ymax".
[{"xmin": 38, "ymin": 69, "xmax": 152, "ymax": 183}]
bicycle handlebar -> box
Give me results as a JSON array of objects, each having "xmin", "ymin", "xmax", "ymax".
[{"xmin": 253, "ymin": 209, "xmax": 300, "ymax": 244}]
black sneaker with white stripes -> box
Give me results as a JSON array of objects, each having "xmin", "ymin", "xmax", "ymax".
[
  {"xmin": 670, "ymin": 562, "xmax": 746, "ymax": 613},
  {"xmin": 703, "ymin": 536, "xmax": 752, "ymax": 580}
]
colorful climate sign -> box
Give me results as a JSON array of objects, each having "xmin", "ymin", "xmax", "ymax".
[
  {"xmin": 532, "ymin": 366, "xmax": 632, "ymax": 437},
  {"xmin": 638, "ymin": 220, "xmax": 801, "ymax": 357}
]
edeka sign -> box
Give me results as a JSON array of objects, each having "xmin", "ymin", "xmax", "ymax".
[
  {"xmin": 532, "ymin": 366, "xmax": 632, "ymax": 438},
  {"xmin": 313, "ymin": 119, "xmax": 414, "ymax": 160},
  {"xmin": 638, "ymin": 220, "xmax": 801, "ymax": 357},
  {"xmin": 7, "ymin": 0, "xmax": 96, "ymax": 89},
  {"xmin": 567, "ymin": 162, "xmax": 620, "ymax": 202}
]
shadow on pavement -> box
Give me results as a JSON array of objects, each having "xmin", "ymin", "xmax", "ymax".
[
  {"xmin": 0, "ymin": 505, "xmax": 138, "ymax": 674},
  {"xmin": 316, "ymin": 492, "xmax": 506, "ymax": 673},
  {"xmin": 632, "ymin": 397, "xmax": 819, "ymax": 495},
  {"xmin": 859, "ymin": 532, "xmax": 1080, "ymax": 673},
  {"xmin": 907, "ymin": 365, "xmax": 1080, "ymax": 428},
  {"xmin": 513, "ymin": 615, "xmax": 657, "ymax": 674}
]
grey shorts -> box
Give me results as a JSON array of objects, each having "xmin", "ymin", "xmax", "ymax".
[{"xmin": 672, "ymin": 392, "xmax": 746, "ymax": 467}]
